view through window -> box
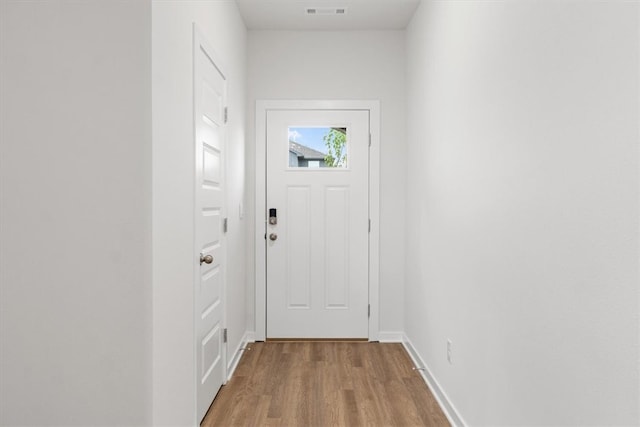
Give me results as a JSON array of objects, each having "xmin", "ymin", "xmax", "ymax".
[{"xmin": 288, "ymin": 127, "xmax": 348, "ymax": 169}]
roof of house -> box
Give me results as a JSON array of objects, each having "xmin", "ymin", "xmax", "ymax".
[{"xmin": 289, "ymin": 141, "xmax": 326, "ymax": 160}]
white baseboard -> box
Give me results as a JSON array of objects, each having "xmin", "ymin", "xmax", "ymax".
[
  {"xmin": 226, "ymin": 330, "xmax": 255, "ymax": 381},
  {"xmin": 402, "ymin": 334, "xmax": 467, "ymax": 427},
  {"xmin": 377, "ymin": 331, "xmax": 404, "ymax": 342}
]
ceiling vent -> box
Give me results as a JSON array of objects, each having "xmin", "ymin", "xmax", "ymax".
[{"xmin": 306, "ymin": 7, "xmax": 348, "ymax": 15}]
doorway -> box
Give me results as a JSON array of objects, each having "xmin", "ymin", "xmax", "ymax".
[{"xmin": 255, "ymin": 100, "xmax": 381, "ymax": 341}]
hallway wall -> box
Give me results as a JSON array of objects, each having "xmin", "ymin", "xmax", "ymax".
[
  {"xmin": 245, "ymin": 31, "xmax": 407, "ymax": 337},
  {"xmin": 405, "ymin": 1, "xmax": 639, "ymax": 425},
  {"xmin": 152, "ymin": 1, "xmax": 247, "ymax": 425},
  {"xmin": 0, "ymin": 1, "xmax": 152, "ymax": 425}
]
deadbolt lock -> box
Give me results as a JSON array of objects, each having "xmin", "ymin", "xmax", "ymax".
[{"xmin": 269, "ymin": 208, "xmax": 277, "ymax": 225}]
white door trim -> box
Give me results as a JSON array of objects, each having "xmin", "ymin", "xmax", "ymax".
[{"xmin": 255, "ymin": 100, "xmax": 380, "ymax": 342}]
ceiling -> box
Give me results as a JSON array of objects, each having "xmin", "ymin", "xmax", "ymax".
[{"xmin": 236, "ymin": 0, "xmax": 422, "ymax": 31}]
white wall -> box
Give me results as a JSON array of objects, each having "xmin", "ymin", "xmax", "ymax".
[
  {"xmin": 246, "ymin": 31, "xmax": 406, "ymax": 336},
  {"xmin": 0, "ymin": 1, "xmax": 152, "ymax": 425},
  {"xmin": 152, "ymin": 1, "xmax": 247, "ymax": 425},
  {"xmin": 405, "ymin": 1, "xmax": 639, "ymax": 425}
]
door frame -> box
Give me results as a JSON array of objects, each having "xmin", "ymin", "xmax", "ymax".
[{"xmin": 254, "ymin": 100, "xmax": 380, "ymax": 341}]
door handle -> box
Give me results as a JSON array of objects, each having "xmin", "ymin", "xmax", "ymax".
[
  {"xmin": 269, "ymin": 233, "xmax": 278, "ymax": 241},
  {"xmin": 200, "ymin": 253, "xmax": 213, "ymax": 265}
]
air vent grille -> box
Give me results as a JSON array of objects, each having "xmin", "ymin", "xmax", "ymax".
[{"xmin": 305, "ymin": 7, "xmax": 348, "ymax": 15}]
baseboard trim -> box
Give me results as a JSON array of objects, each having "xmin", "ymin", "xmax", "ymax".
[
  {"xmin": 402, "ymin": 335, "xmax": 467, "ymax": 427},
  {"xmin": 377, "ymin": 331, "xmax": 404, "ymax": 342},
  {"xmin": 226, "ymin": 331, "xmax": 255, "ymax": 382}
]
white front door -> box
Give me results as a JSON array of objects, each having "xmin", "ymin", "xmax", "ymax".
[
  {"xmin": 266, "ymin": 110, "xmax": 370, "ymax": 338},
  {"xmin": 194, "ymin": 28, "xmax": 226, "ymax": 422}
]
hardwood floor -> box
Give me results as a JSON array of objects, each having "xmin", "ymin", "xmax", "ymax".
[{"xmin": 202, "ymin": 341, "xmax": 450, "ymax": 427}]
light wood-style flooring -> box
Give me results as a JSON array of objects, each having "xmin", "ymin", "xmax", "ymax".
[{"xmin": 202, "ymin": 341, "xmax": 450, "ymax": 426}]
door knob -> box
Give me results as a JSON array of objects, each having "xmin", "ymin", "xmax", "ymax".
[
  {"xmin": 269, "ymin": 233, "xmax": 278, "ymax": 241},
  {"xmin": 200, "ymin": 253, "xmax": 213, "ymax": 265}
]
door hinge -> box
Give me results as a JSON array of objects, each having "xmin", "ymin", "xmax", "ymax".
[
  {"xmin": 368, "ymin": 219, "xmax": 371, "ymax": 233},
  {"xmin": 368, "ymin": 304, "xmax": 371, "ymax": 318},
  {"xmin": 224, "ymin": 107, "xmax": 228, "ymax": 124},
  {"xmin": 223, "ymin": 217, "xmax": 228, "ymax": 233},
  {"xmin": 223, "ymin": 328, "xmax": 228, "ymax": 343}
]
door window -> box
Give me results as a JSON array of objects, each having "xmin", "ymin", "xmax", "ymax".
[{"xmin": 288, "ymin": 127, "xmax": 348, "ymax": 169}]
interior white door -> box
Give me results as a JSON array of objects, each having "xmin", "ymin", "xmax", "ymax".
[
  {"xmin": 194, "ymin": 30, "xmax": 226, "ymax": 422},
  {"xmin": 266, "ymin": 110, "xmax": 369, "ymax": 338}
]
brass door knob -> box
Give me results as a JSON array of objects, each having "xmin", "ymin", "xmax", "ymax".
[
  {"xmin": 269, "ymin": 233, "xmax": 278, "ymax": 241},
  {"xmin": 200, "ymin": 253, "xmax": 213, "ymax": 265}
]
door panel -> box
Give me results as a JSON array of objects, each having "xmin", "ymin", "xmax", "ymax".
[
  {"xmin": 194, "ymin": 31, "xmax": 226, "ymax": 422},
  {"xmin": 286, "ymin": 186, "xmax": 311, "ymax": 308},
  {"xmin": 325, "ymin": 186, "xmax": 349, "ymax": 309},
  {"xmin": 266, "ymin": 110, "xmax": 369, "ymax": 338}
]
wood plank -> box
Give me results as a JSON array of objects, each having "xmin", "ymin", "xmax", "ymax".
[
  {"xmin": 201, "ymin": 342, "xmax": 450, "ymax": 427},
  {"xmin": 266, "ymin": 338, "xmax": 369, "ymax": 342}
]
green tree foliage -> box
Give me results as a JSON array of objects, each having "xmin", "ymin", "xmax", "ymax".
[{"xmin": 323, "ymin": 128, "xmax": 347, "ymax": 167}]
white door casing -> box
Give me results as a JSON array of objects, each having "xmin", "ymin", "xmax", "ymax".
[
  {"xmin": 266, "ymin": 110, "xmax": 369, "ymax": 338},
  {"xmin": 255, "ymin": 100, "xmax": 381, "ymax": 342},
  {"xmin": 194, "ymin": 26, "xmax": 226, "ymax": 422}
]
